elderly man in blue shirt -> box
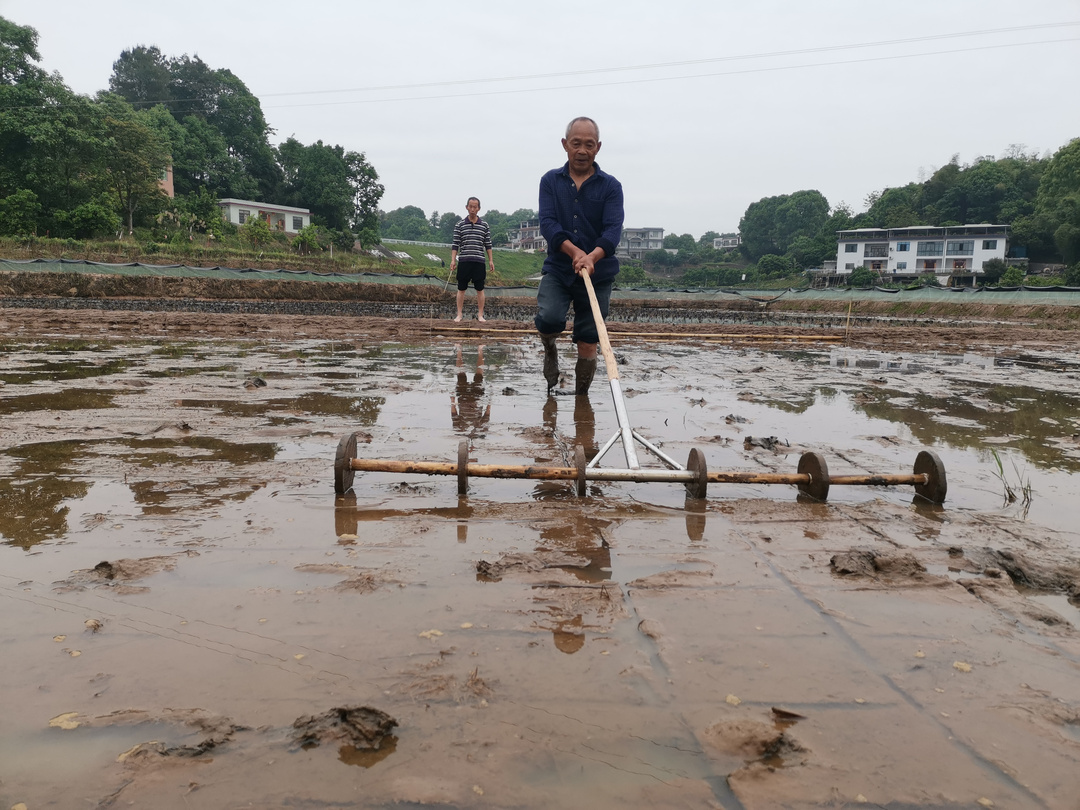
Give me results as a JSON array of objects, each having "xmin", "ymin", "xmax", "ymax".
[{"xmin": 534, "ymin": 116, "xmax": 624, "ymax": 395}]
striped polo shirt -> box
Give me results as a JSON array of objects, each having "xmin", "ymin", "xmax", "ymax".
[{"xmin": 452, "ymin": 217, "xmax": 493, "ymax": 262}]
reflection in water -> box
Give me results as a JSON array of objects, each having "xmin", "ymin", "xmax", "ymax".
[
  {"xmin": 536, "ymin": 516, "xmax": 612, "ymax": 584},
  {"xmin": 119, "ymin": 436, "xmax": 278, "ymax": 467},
  {"xmin": 0, "ymin": 477, "xmax": 90, "ymax": 549},
  {"xmin": 532, "ymin": 394, "xmax": 598, "ymax": 500},
  {"xmin": 450, "ymin": 345, "xmax": 491, "ymax": 439},
  {"xmin": 337, "ymin": 737, "xmax": 397, "ymax": 768},
  {"xmin": 0, "ymin": 435, "xmax": 278, "ymax": 544},
  {"xmin": 332, "ymin": 493, "xmax": 475, "ymax": 539},
  {"xmin": 832, "ymin": 348, "xmax": 1080, "ymax": 375},
  {"xmin": 176, "ymin": 392, "xmax": 384, "ymax": 422},
  {"xmin": 0, "ymin": 357, "xmax": 129, "ymax": 385},
  {"xmin": 551, "ymin": 615, "xmax": 585, "ymax": 654},
  {"xmin": 824, "ymin": 348, "xmax": 1080, "ymax": 473},
  {"xmin": 685, "ymin": 500, "xmax": 707, "ymax": 543},
  {"xmin": 128, "ymin": 478, "xmax": 265, "ymax": 516},
  {"xmin": 855, "ymin": 383, "xmax": 1080, "ymax": 472},
  {"xmin": 0, "ymin": 441, "xmax": 91, "ymax": 549},
  {"xmin": 534, "ymin": 515, "xmax": 613, "ymax": 654},
  {"xmin": 0, "ymin": 388, "xmax": 122, "ymax": 415},
  {"xmin": 910, "ymin": 498, "xmax": 946, "ymax": 543}
]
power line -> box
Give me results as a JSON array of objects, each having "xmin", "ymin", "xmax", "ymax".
[
  {"xmin": 2, "ymin": 25, "xmax": 1077, "ymax": 113},
  {"xmin": 256, "ymin": 21, "xmax": 1080, "ymax": 99},
  {"xmin": 260, "ymin": 37, "xmax": 1080, "ymax": 110}
]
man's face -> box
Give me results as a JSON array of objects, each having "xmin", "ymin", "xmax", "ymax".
[
  {"xmin": 466, "ymin": 199, "xmax": 480, "ymax": 217},
  {"xmin": 562, "ymin": 122, "xmax": 601, "ymax": 174}
]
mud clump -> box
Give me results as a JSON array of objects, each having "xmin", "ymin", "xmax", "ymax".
[
  {"xmin": 971, "ymin": 548, "xmax": 1080, "ymax": 602},
  {"xmin": 476, "ymin": 551, "xmax": 592, "ymax": 582},
  {"xmin": 830, "ymin": 549, "xmax": 927, "ymax": 579},
  {"xmin": 291, "ymin": 706, "xmax": 397, "ymax": 751},
  {"xmin": 703, "ymin": 717, "xmax": 807, "ymax": 762},
  {"xmin": 53, "ymin": 554, "xmax": 195, "ymax": 593}
]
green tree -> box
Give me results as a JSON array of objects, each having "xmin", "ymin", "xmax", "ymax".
[
  {"xmin": 864, "ymin": 184, "xmax": 923, "ymax": 227},
  {"xmin": 292, "ymin": 224, "xmax": 323, "ymax": 255},
  {"xmin": 739, "ymin": 190, "xmax": 829, "ymax": 260},
  {"xmin": 980, "ymin": 258, "xmax": 1008, "ymax": 285},
  {"xmin": 1034, "ymin": 138, "xmax": 1080, "ymax": 264},
  {"xmin": 436, "ymin": 211, "xmax": 458, "ymax": 243},
  {"xmin": 848, "ymin": 267, "xmax": 877, "ymax": 287},
  {"xmin": 0, "ymin": 187, "xmax": 39, "ymax": 234},
  {"xmin": 60, "ymin": 197, "xmax": 121, "ymax": 238},
  {"xmin": 240, "ymin": 215, "xmax": 272, "ymax": 249},
  {"xmin": 108, "ymin": 49, "xmax": 282, "ymax": 200},
  {"xmin": 96, "ymin": 96, "xmax": 170, "ymax": 234},
  {"xmin": 663, "ymin": 233, "xmax": 697, "ymax": 256},
  {"xmin": 158, "ymin": 187, "xmax": 221, "ymax": 240},
  {"xmin": 999, "ymin": 266, "xmax": 1025, "ymax": 286},
  {"xmin": 756, "ymin": 253, "xmax": 791, "ymax": 277},
  {"xmin": 617, "ymin": 262, "xmax": 649, "ymax": 286},
  {"xmin": 277, "ymin": 138, "xmax": 383, "ymax": 235},
  {"xmin": 1, "ymin": 19, "xmax": 109, "ymax": 233},
  {"xmin": 1063, "ymin": 263, "xmax": 1080, "ymax": 287},
  {"xmin": 0, "ymin": 15, "xmax": 42, "ymax": 85},
  {"xmin": 108, "ymin": 46, "xmax": 172, "ymax": 108},
  {"xmin": 380, "ymin": 205, "xmax": 428, "ymax": 239},
  {"xmin": 644, "ymin": 248, "xmax": 677, "ymax": 269}
]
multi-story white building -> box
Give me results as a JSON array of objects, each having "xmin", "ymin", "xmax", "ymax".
[
  {"xmin": 218, "ymin": 198, "xmax": 312, "ymax": 234},
  {"xmin": 831, "ymin": 224, "xmax": 1010, "ymax": 287},
  {"xmin": 617, "ymin": 227, "xmax": 664, "ymax": 259},
  {"xmin": 713, "ymin": 234, "xmax": 741, "ymax": 250},
  {"xmin": 507, "ymin": 219, "xmax": 547, "ymax": 252}
]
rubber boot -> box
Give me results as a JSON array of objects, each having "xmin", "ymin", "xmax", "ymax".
[
  {"xmin": 541, "ymin": 333, "xmax": 560, "ymax": 390},
  {"xmin": 574, "ymin": 357, "xmax": 597, "ymax": 395}
]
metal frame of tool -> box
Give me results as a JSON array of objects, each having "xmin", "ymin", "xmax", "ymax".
[{"xmin": 333, "ymin": 272, "xmax": 948, "ymax": 504}]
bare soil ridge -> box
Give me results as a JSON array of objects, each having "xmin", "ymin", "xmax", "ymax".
[{"xmin": 1, "ymin": 268, "xmax": 1076, "ymax": 352}]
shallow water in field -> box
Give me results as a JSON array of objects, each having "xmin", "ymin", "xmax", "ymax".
[{"xmin": 2, "ymin": 335, "xmax": 1079, "ymax": 809}]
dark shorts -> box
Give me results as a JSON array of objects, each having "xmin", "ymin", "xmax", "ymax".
[
  {"xmin": 533, "ymin": 272, "xmax": 613, "ymax": 345},
  {"xmin": 456, "ymin": 260, "xmax": 486, "ymax": 292}
]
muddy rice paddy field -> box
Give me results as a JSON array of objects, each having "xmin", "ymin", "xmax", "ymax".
[{"xmin": 2, "ymin": 298, "xmax": 1080, "ymax": 809}]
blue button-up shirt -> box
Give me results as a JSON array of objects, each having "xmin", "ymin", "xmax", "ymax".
[{"xmin": 538, "ymin": 161, "xmax": 624, "ymax": 283}]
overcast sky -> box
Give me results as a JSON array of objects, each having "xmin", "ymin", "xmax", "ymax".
[{"xmin": 3, "ymin": 0, "xmax": 1078, "ymax": 237}]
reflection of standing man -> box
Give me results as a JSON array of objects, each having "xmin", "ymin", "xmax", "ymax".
[
  {"xmin": 450, "ymin": 197, "xmax": 495, "ymax": 323},
  {"xmin": 535, "ymin": 117, "xmax": 624, "ymax": 395},
  {"xmin": 450, "ymin": 344, "xmax": 491, "ymax": 438}
]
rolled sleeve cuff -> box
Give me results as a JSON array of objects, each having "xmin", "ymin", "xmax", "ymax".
[
  {"xmin": 548, "ymin": 232, "xmax": 571, "ymax": 252},
  {"xmin": 596, "ymin": 238, "xmax": 617, "ymax": 258}
]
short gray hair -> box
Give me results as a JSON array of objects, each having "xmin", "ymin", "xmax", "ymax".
[{"xmin": 565, "ymin": 116, "xmax": 599, "ymax": 140}]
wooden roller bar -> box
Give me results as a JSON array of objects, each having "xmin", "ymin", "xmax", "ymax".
[
  {"xmin": 347, "ymin": 458, "xmax": 926, "ymax": 487},
  {"xmin": 334, "ymin": 435, "xmax": 947, "ymax": 505}
]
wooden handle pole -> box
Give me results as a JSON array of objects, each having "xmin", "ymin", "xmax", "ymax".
[{"xmin": 580, "ymin": 271, "xmax": 620, "ymax": 382}]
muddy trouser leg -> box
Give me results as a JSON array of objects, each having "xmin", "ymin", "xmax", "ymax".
[
  {"xmin": 574, "ymin": 357, "xmax": 597, "ymax": 395},
  {"xmin": 535, "ymin": 274, "xmax": 571, "ymax": 391},
  {"xmin": 541, "ymin": 334, "xmax": 560, "ymax": 390}
]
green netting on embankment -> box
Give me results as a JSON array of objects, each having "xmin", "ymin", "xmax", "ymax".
[
  {"xmin": 3, "ymin": 259, "xmax": 1079, "ymax": 304},
  {"xmin": 0, "ymin": 258, "xmax": 479, "ymax": 285}
]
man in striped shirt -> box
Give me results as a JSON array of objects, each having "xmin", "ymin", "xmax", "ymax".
[{"xmin": 450, "ymin": 197, "xmax": 495, "ymax": 322}]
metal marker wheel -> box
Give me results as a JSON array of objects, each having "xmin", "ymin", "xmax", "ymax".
[
  {"xmin": 797, "ymin": 451, "xmax": 830, "ymax": 502},
  {"xmin": 574, "ymin": 445, "xmax": 587, "ymax": 497},
  {"xmin": 458, "ymin": 441, "xmax": 469, "ymax": 496},
  {"xmin": 685, "ymin": 447, "xmax": 708, "ymax": 500},
  {"xmin": 913, "ymin": 450, "xmax": 947, "ymax": 504},
  {"xmin": 334, "ymin": 433, "xmax": 357, "ymax": 494}
]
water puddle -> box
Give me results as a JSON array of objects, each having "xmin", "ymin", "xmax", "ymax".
[
  {"xmin": 0, "ymin": 388, "xmax": 125, "ymax": 415},
  {"xmin": 2, "ymin": 335, "xmax": 1079, "ymax": 809}
]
